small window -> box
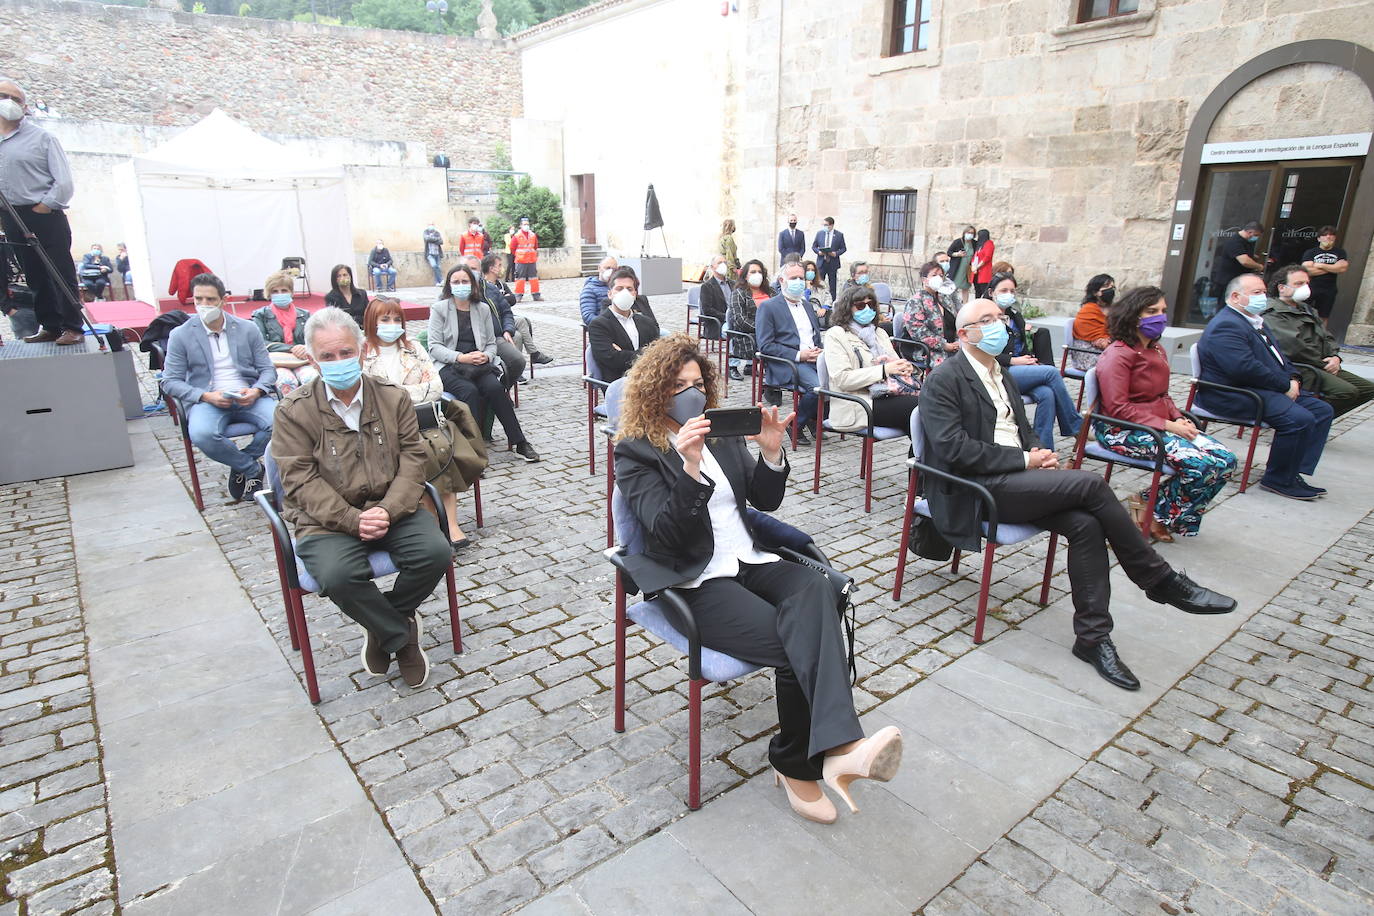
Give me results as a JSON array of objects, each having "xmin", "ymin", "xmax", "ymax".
[
  {"xmin": 889, "ymin": 0, "xmax": 931, "ymax": 56},
  {"xmin": 1077, "ymin": 0, "xmax": 1139, "ymax": 22},
  {"xmin": 874, "ymin": 191, "xmax": 918, "ymax": 252}
]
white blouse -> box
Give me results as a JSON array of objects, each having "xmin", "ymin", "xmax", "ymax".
[{"xmin": 672, "ymin": 438, "xmax": 782, "ymax": 589}]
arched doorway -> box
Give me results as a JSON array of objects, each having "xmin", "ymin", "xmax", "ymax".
[{"xmin": 1162, "ymin": 40, "xmax": 1374, "ymax": 341}]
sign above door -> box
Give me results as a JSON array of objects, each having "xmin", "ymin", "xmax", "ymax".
[{"xmin": 1201, "ymin": 133, "xmax": 1371, "ymax": 164}]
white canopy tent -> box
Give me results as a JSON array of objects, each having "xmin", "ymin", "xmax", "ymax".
[{"xmin": 113, "ymin": 110, "xmax": 353, "ymax": 303}]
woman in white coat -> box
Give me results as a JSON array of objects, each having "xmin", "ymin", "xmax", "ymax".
[{"xmin": 821, "ymin": 286, "xmax": 921, "ymax": 433}]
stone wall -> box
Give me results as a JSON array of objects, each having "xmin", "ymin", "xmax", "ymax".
[
  {"xmin": 728, "ymin": 0, "xmax": 1374, "ymax": 327},
  {"xmin": 0, "ymin": 0, "xmax": 521, "ymax": 167}
]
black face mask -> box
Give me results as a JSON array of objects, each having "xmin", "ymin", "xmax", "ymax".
[
  {"xmin": 1100, "ymin": 288, "xmax": 1116, "ymax": 305},
  {"xmin": 788, "ymin": 222, "xmax": 797, "ymax": 228}
]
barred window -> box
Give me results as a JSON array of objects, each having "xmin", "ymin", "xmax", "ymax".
[
  {"xmin": 1077, "ymin": 0, "xmax": 1139, "ymax": 22},
  {"xmin": 890, "ymin": 0, "xmax": 931, "ymax": 56},
  {"xmin": 874, "ymin": 191, "xmax": 918, "ymax": 252}
]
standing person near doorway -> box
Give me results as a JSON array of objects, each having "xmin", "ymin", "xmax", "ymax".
[
  {"xmin": 1300, "ymin": 226, "xmax": 1348, "ymax": 326},
  {"xmin": 0, "ymin": 77, "xmax": 84, "ymax": 345},
  {"xmin": 422, "ymin": 223, "xmax": 444, "ymax": 286},
  {"xmin": 968, "ymin": 229, "xmax": 995, "ymax": 299},
  {"xmin": 811, "ymin": 216, "xmax": 846, "ymax": 300},
  {"xmin": 511, "ymin": 217, "xmax": 541, "ymax": 302},
  {"xmin": 1209, "ymin": 221, "xmax": 1264, "ymax": 300}
]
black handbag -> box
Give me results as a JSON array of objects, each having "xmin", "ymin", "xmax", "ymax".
[
  {"xmin": 909, "ymin": 514, "xmax": 953, "ymax": 562},
  {"xmin": 415, "ymin": 400, "xmax": 443, "ymax": 431}
]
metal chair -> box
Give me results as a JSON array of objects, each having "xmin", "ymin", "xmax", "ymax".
[
  {"xmin": 685, "ymin": 284, "xmax": 701, "ymax": 336},
  {"xmin": 724, "ymin": 330, "xmax": 761, "ymax": 402},
  {"xmin": 151, "ymin": 341, "xmax": 263, "ymax": 512},
  {"xmin": 606, "ymin": 488, "xmax": 848, "ymax": 809},
  {"xmin": 698, "ymin": 314, "xmax": 727, "ymax": 390},
  {"xmin": 281, "ymin": 257, "xmax": 310, "ymax": 296},
  {"xmin": 759, "ymin": 353, "xmax": 803, "ymax": 450},
  {"xmin": 1184, "ymin": 343, "xmax": 1266, "ymax": 494},
  {"xmin": 583, "ymin": 345, "xmax": 611, "ymax": 475},
  {"xmin": 598, "ymin": 379, "xmax": 628, "ymax": 547},
  {"xmin": 1058, "ymin": 343, "xmax": 1099, "ymax": 410},
  {"xmin": 872, "ymin": 282, "xmax": 893, "ymax": 309},
  {"xmin": 254, "ymin": 451, "xmax": 461, "ymax": 704},
  {"xmin": 1070, "ymin": 368, "xmax": 1177, "ymax": 538},
  {"xmin": 892, "ymin": 408, "xmax": 1057, "ymax": 644},
  {"xmin": 811, "ymin": 352, "xmax": 909, "ymax": 513}
]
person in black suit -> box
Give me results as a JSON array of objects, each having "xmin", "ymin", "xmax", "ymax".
[
  {"xmin": 614, "ymin": 334, "xmax": 902, "ymax": 824},
  {"xmin": 918, "ymin": 298, "xmax": 1236, "ymax": 691},
  {"xmin": 589, "ymin": 267, "xmax": 660, "ymax": 382},
  {"xmin": 1196, "ymin": 273, "xmax": 1334, "ymax": 500},
  {"xmin": 778, "ymin": 214, "xmax": 806, "ymax": 265},
  {"xmin": 699, "ymin": 254, "xmax": 732, "ymax": 327},
  {"xmin": 755, "ymin": 262, "xmax": 824, "ymax": 444},
  {"xmin": 811, "ymin": 217, "xmax": 847, "ymax": 299}
]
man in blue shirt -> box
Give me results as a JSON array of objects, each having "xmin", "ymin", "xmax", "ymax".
[{"xmin": 0, "ymin": 78, "xmax": 84, "ymax": 344}]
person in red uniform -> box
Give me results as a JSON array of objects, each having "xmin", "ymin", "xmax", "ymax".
[
  {"xmin": 456, "ymin": 217, "xmax": 489, "ymax": 259},
  {"xmin": 511, "ymin": 217, "xmax": 541, "ymax": 302}
]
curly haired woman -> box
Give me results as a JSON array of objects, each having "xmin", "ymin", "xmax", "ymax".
[{"xmin": 613, "ymin": 334, "xmax": 903, "ymax": 825}]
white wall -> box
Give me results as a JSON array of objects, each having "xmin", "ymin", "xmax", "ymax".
[{"xmin": 515, "ymin": 0, "xmax": 739, "ymax": 265}]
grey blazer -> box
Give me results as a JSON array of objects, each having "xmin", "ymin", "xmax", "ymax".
[
  {"xmin": 427, "ymin": 298, "xmax": 498, "ymax": 367},
  {"xmin": 161, "ymin": 314, "xmax": 276, "ymax": 412}
]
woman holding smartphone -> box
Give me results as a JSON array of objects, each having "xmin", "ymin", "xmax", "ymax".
[{"xmin": 614, "ymin": 334, "xmax": 902, "ymax": 825}]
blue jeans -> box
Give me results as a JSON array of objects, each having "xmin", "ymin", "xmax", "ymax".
[
  {"xmin": 766, "ymin": 360, "xmax": 819, "ymax": 431},
  {"xmin": 372, "ymin": 266, "xmax": 397, "ymax": 290},
  {"xmin": 1008, "ymin": 363, "xmax": 1081, "ymax": 449},
  {"xmin": 425, "ymin": 255, "xmax": 441, "ymax": 285},
  {"xmin": 186, "ymin": 397, "xmax": 276, "ymax": 474}
]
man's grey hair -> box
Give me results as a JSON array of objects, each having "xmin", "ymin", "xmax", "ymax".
[
  {"xmin": 1225, "ymin": 273, "xmax": 1263, "ymax": 300},
  {"xmin": 304, "ymin": 306, "xmax": 363, "ymax": 357},
  {"xmin": 780, "ymin": 260, "xmax": 805, "ymax": 277},
  {"xmin": 849, "ymin": 260, "xmax": 868, "ymax": 277},
  {"xmin": 781, "ymin": 252, "xmax": 802, "ymax": 265}
]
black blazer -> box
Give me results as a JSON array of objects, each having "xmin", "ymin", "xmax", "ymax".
[
  {"xmin": 918, "ymin": 351, "xmax": 1035, "ymax": 552},
  {"xmin": 699, "ymin": 278, "xmax": 730, "ymax": 324},
  {"xmin": 614, "ymin": 435, "xmax": 788, "ymax": 595},
  {"xmin": 778, "ymin": 227, "xmax": 806, "ymax": 260},
  {"xmin": 588, "ymin": 309, "xmax": 660, "ymax": 382}
]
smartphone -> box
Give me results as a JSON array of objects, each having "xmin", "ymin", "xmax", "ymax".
[
  {"xmin": 223, "ymin": 391, "xmax": 243, "ymax": 401},
  {"xmin": 704, "ymin": 407, "xmax": 762, "ymax": 437}
]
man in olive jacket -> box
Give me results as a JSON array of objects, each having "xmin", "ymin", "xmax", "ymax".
[
  {"xmin": 1264, "ymin": 265, "xmax": 1374, "ymax": 419},
  {"xmin": 271, "ymin": 307, "xmax": 451, "ymax": 688}
]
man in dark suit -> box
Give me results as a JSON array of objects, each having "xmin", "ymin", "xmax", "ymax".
[
  {"xmin": 699, "ymin": 254, "xmax": 732, "ymax": 327},
  {"xmin": 161, "ymin": 272, "xmax": 277, "ymax": 501},
  {"xmin": 918, "ymin": 298, "xmax": 1235, "ymax": 690},
  {"xmin": 588, "ymin": 267, "xmax": 660, "ymax": 382},
  {"xmin": 811, "ymin": 217, "xmax": 847, "ymax": 299},
  {"xmin": 1197, "ymin": 272, "xmax": 1334, "ymax": 500},
  {"xmin": 756, "ymin": 261, "xmax": 823, "ymax": 444},
  {"xmin": 778, "ymin": 214, "xmax": 806, "ymax": 266}
]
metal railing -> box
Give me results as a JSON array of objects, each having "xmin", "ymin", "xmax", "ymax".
[{"xmin": 445, "ymin": 169, "xmax": 527, "ymax": 204}]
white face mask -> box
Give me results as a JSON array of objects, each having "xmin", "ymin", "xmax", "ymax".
[
  {"xmin": 375, "ymin": 244, "xmax": 384, "ymax": 250},
  {"xmin": 0, "ymin": 98, "xmax": 23, "ymax": 121},
  {"xmin": 747, "ymin": 272, "xmax": 763, "ymax": 288},
  {"xmin": 196, "ymin": 305, "xmax": 223, "ymax": 325},
  {"xmin": 600, "ymin": 268, "xmax": 613, "ymax": 283},
  {"xmin": 714, "ymin": 262, "xmax": 729, "ymax": 278},
  {"xmin": 611, "ymin": 289, "xmax": 636, "ymax": 313},
  {"xmin": 1289, "ymin": 284, "xmax": 1311, "ymax": 303}
]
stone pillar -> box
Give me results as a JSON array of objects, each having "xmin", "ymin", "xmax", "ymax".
[{"xmin": 476, "ymin": 0, "xmax": 498, "ymax": 40}]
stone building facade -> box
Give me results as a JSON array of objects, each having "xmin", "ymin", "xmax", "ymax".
[{"xmin": 513, "ymin": 0, "xmax": 1374, "ymax": 341}]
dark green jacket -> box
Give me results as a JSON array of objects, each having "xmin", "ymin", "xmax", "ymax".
[
  {"xmin": 252, "ymin": 305, "xmax": 311, "ymax": 352},
  {"xmin": 1261, "ymin": 297, "xmax": 1338, "ymax": 392}
]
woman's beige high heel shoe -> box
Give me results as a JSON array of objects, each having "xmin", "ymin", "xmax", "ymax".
[
  {"xmin": 773, "ymin": 770, "xmax": 838, "ymax": 824},
  {"xmin": 822, "ymin": 726, "xmax": 904, "ymax": 814}
]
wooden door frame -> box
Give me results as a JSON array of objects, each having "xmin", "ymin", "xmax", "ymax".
[{"xmin": 1162, "ymin": 40, "xmax": 1374, "ymax": 341}]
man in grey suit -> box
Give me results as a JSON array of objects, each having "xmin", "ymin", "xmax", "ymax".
[{"xmin": 162, "ymin": 272, "xmax": 277, "ymax": 500}]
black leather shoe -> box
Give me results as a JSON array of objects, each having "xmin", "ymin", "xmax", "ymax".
[
  {"xmin": 1072, "ymin": 638, "xmax": 1139, "ymax": 691},
  {"xmin": 794, "ymin": 427, "xmax": 811, "ymax": 446},
  {"xmin": 1145, "ymin": 570, "xmax": 1236, "ymax": 615},
  {"xmin": 530, "ymin": 351, "xmax": 555, "ymax": 365},
  {"xmin": 514, "ymin": 442, "xmax": 541, "ymax": 462},
  {"xmin": 1297, "ymin": 477, "xmax": 1326, "ymax": 496}
]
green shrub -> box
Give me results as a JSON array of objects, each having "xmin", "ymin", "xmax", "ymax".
[{"xmin": 488, "ymin": 176, "xmax": 565, "ymax": 249}]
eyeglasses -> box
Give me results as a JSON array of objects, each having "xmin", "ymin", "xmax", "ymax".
[{"xmin": 960, "ymin": 315, "xmax": 1009, "ymax": 330}]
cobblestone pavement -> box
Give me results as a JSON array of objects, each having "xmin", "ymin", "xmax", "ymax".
[
  {"xmin": 4, "ymin": 292, "xmax": 1373, "ymax": 914},
  {"xmin": 924, "ymin": 510, "xmax": 1374, "ymax": 916},
  {"xmin": 0, "ymin": 477, "xmax": 117, "ymax": 916}
]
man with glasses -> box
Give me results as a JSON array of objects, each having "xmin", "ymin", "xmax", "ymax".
[
  {"xmin": 0, "ymin": 77, "xmax": 84, "ymax": 345},
  {"xmin": 917, "ymin": 298, "xmax": 1236, "ymax": 691}
]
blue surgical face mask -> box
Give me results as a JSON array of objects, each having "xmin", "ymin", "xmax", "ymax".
[
  {"xmin": 667, "ymin": 385, "xmax": 708, "ymax": 427},
  {"xmin": 784, "ymin": 277, "xmax": 806, "ymax": 298},
  {"xmin": 318, "ymin": 356, "xmax": 362, "ymax": 391},
  {"xmin": 857, "ymin": 273, "xmax": 870, "ymax": 285},
  {"xmin": 974, "ymin": 320, "xmax": 1008, "ymax": 356},
  {"xmin": 453, "ymin": 284, "xmax": 472, "ymax": 301},
  {"xmin": 853, "ymin": 307, "xmax": 876, "ymax": 326},
  {"xmin": 376, "ymin": 323, "xmax": 405, "ymax": 343},
  {"xmin": 1244, "ymin": 293, "xmax": 1267, "ymax": 315},
  {"xmin": 270, "ymin": 293, "xmax": 292, "ymax": 308},
  {"xmin": 805, "ymin": 270, "xmax": 816, "ymax": 282},
  {"xmin": 995, "ymin": 292, "xmax": 1017, "ymax": 308}
]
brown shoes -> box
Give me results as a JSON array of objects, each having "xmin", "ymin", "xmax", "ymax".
[
  {"xmin": 24, "ymin": 330, "xmax": 58, "ymax": 343},
  {"xmin": 359, "ymin": 626, "xmax": 390, "ymax": 676},
  {"xmin": 395, "ymin": 615, "xmax": 429, "ymax": 688},
  {"xmin": 55, "ymin": 330, "xmax": 83, "ymax": 346},
  {"xmin": 24, "ymin": 329, "xmax": 83, "ymax": 345}
]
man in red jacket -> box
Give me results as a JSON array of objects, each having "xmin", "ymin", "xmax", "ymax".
[
  {"xmin": 511, "ymin": 217, "xmax": 541, "ymax": 301},
  {"xmin": 456, "ymin": 217, "xmax": 489, "ymax": 259}
]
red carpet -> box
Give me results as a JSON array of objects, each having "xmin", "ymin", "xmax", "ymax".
[{"xmin": 89, "ymin": 294, "xmax": 431, "ymax": 335}]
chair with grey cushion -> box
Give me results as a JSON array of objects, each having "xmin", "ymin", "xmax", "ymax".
[
  {"xmin": 810, "ymin": 351, "xmax": 910, "ymax": 513},
  {"xmin": 1183, "ymin": 343, "xmax": 1266, "ymax": 494}
]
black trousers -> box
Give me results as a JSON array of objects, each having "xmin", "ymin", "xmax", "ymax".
[
  {"xmin": 820, "ymin": 261, "xmax": 839, "ymax": 300},
  {"xmin": 976, "ymin": 469, "xmax": 1172, "ymax": 645},
  {"xmin": 0, "ymin": 205, "xmax": 83, "ymax": 334},
  {"xmin": 439, "ymin": 362, "xmax": 526, "ymax": 446},
  {"xmin": 870, "ymin": 394, "xmax": 920, "ymax": 431},
  {"xmin": 294, "ymin": 509, "xmax": 451, "ymax": 653},
  {"xmin": 683, "ymin": 560, "xmax": 861, "ymax": 780}
]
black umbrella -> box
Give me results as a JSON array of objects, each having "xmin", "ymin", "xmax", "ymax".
[{"xmin": 644, "ymin": 185, "xmax": 664, "ymax": 231}]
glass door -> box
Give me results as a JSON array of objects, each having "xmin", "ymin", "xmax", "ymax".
[{"xmin": 1180, "ymin": 160, "xmax": 1359, "ymax": 326}]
